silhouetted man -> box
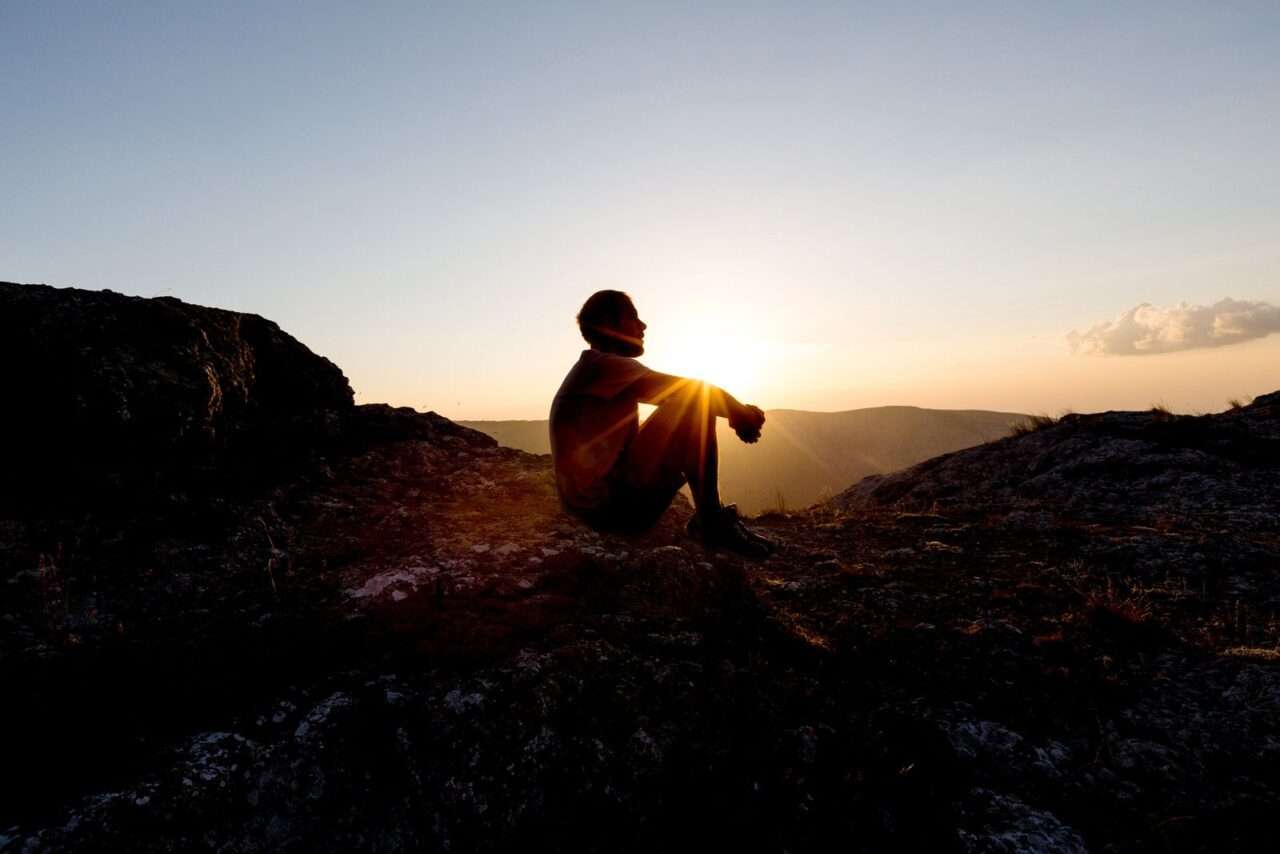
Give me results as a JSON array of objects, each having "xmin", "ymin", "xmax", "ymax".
[{"xmin": 550, "ymin": 290, "xmax": 775, "ymax": 558}]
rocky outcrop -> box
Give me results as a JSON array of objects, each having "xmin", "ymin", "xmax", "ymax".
[
  {"xmin": 3, "ymin": 285, "xmax": 1278, "ymax": 852},
  {"xmin": 0, "ymin": 282, "xmax": 354, "ymax": 508},
  {"xmin": 838, "ymin": 393, "xmax": 1280, "ymax": 528},
  {"xmin": 7, "ymin": 413, "xmax": 1280, "ymax": 851}
]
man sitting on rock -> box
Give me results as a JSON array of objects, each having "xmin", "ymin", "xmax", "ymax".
[{"xmin": 550, "ymin": 290, "xmax": 775, "ymax": 558}]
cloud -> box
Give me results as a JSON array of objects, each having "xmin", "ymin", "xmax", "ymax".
[{"xmin": 1067, "ymin": 298, "xmax": 1280, "ymax": 356}]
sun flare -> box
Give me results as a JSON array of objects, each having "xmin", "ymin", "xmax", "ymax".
[{"xmin": 648, "ymin": 317, "xmax": 773, "ymax": 404}]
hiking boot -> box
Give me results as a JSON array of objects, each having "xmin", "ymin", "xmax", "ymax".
[
  {"xmin": 687, "ymin": 506, "xmax": 774, "ymax": 559},
  {"xmin": 718, "ymin": 504, "xmax": 779, "ymax": 553}
]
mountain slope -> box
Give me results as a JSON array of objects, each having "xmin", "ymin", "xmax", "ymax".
[
  {"xmin": 716, "ymin": 405, "xmax": 1024, "ymax": 513},
  {"xmin": 457, "ymin": 419, "xmax": 551, "ymax": 454}
]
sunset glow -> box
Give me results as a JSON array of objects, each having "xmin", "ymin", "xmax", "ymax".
[
  {"xmin": 650, "ymin": 318, "xmax": 774, "ymax": 404},
  {"xmin": 2, "ymin": 4, "xmax": 1278, "ymax": 420}
]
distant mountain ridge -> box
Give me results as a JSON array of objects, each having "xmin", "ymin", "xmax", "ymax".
[
  {"xmin": 462, "ymin": 405, "xmax": 1025, "ymax": 514},
  {"xmin": 457, "ymin": 419, "xmax": 551, "ymax": 455}
]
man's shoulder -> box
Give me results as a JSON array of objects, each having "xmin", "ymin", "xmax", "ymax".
[
  {"xmin": 555, "ymin": 349, "xmax": 650, "ymax": 404},
  {"xmin": 552, "ymin": 351, "xmax": 599, "ymax": 405}
]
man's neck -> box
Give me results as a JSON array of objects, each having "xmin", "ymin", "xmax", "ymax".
[{"xmin": 590, "ymin": 345, "xmax": 639, "ymax": 358}]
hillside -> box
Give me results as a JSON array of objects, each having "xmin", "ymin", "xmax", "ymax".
[
  {"xmin": 2, "ymin": 282, "xmax": 1278, "ymax": 852},
  {"xmin": 458, "ymin": 419, "xmax": 552, "ymax": 454},
  {"xmin": 838, "ymin": 397, "xmax": 1280, "ymax": 526},
  {"xmin": 463, "ymin": 405, "xmax": 1023, "ymax": 514}
]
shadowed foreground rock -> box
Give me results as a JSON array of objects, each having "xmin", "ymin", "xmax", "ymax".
[{"xmin": 2, "ymin": 285, "xmax": 1278, "ymax": 852}]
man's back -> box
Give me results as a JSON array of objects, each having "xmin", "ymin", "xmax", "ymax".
[{"xmin": 549, "ymin": 348, "xmax": 651, "ymax": 511}]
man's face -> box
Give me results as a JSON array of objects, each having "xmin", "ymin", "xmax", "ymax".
[{"xmin": 615, "ymin": 300, "xmax": 647, "ymax": 357}]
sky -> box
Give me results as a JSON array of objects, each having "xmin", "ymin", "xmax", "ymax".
[{"xmin": 3, "ymin": 1, "xmax": 1278, "ymax": 419}]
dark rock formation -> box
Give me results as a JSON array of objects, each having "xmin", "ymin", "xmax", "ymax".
[
  {"xmin": 2, "ymin": 285, "xmax": 1278, "ymax": 852},
  {"xmin": 349, "ymin": 403, "xmax": 497, "ymax": 450},
  {"xmin": 0, "ymin": 282, "xmax": 354, "ymax": 509},
  {"xmin": 838, "ymin": 393, "xmax": 1280, "ymax": 528}
]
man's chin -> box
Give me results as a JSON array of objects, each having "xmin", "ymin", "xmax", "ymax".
[{"xmin": 623, "ymin": 342, "xmax": 644, "ymax": 357}]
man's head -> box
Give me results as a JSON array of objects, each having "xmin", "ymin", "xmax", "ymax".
[{"xmin": 577, "ymin": 290, "xmax": 646, "ymax": 356}]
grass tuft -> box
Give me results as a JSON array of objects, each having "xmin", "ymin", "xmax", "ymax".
[
  {"xmin": 1009, "ymin": 413, "xmax": 1058, "ymax": 437},
  {"xmin": 1085, "ymin": 578, "xmax": 1152, "ymax": 625}
]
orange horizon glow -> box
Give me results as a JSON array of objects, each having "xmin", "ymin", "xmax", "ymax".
[{"xmin": 353, "ymin": 319, "xmax": 1280, "ymax": 423}]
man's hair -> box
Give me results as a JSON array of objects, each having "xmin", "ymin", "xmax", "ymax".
[{"xmin": 577, "ymin": 290, "xmax": 633, "ymax": 349}]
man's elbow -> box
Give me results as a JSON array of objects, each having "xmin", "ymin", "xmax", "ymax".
[
  {"xmin": 641, "ymin": 378, "xmax": 733, "ymax": 417},
  {"xmin": 655, "ymin": 377, "xmax": 716, "ymax": 404}
]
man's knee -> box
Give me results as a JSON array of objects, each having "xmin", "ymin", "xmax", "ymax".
[
  {"xmin": 651, "ymin": 380, "xmax": 716, "ymax": 429},
  {"xmin": 627, "ymin": 380, "xmax": 718, "ymax": 481}
]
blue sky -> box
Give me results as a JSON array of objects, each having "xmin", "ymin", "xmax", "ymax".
[{"xmin": 3, "ymin": 2, "xmax": 1278, "ymax": 417}]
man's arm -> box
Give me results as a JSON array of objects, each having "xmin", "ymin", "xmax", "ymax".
[
  {"xmin": 627, "ymin": 370, "xmax": 735, "ymax": 414},
  {"xmin": 626, "ymin": 370, "xmax": 766, "ymax": 442}
]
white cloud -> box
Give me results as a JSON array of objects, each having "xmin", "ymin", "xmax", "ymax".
[{"xmin": 1067, "ymin": 298, "xmax": 1280, "ymax": 356}]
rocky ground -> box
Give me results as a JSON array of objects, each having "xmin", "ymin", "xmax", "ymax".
[
  {"xmin": 840, "ymin": 393, "xmax": 1280, "ymax": 529},
  {"xmin": 2, "ymin": 284, "xmax": 1278, "ymax": 852}
]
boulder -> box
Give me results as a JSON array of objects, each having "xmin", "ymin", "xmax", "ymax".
[{"xmin": 0, "ymin": 282, "xmax": 353, "ymax": 508}]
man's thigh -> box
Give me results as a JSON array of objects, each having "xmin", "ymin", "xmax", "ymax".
[
  {"xmin": 588, "ymin": 430, "xmax": 685, "ymax": 531},
  {"xmin": 616, "ymin": 415, "xmax": 689, "ymax": 496}
]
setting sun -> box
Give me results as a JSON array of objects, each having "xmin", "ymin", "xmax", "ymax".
[{"xmin": 648, "ymin": 317, "xmax": 773, "ymax": 403}]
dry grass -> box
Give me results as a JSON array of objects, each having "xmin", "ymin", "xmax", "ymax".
[
  {"xmin": 1221, "ymin": 646, "xmax": 1280, "ymax": 661},
  {"xmin": 1226, "ymin": 397, "xmax": 1250, "ymax": 411},
  {"xmin": 1084, "ymin": 577, "xmax": 1153, "ymax": 625},
  {"xmin": 772, "ymin": 487, "xmax": 789, "ymax": 515},
  {"xmin": 38, "ymin": 549, "xmax": 70, "ymax": 637},
  {"xmin": 1009, "ymin": 413, "xmax": 1058, "ymax": 437}
]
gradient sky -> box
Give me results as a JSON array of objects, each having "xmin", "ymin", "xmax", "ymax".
[{"xmin": 3, "ymin": 2, "xmax": 1278, "ymax": 419}]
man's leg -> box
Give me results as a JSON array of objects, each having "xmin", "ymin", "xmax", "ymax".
[
  {"xmin": 618, "ymin": 380, "xmax": 722, "ymax": 522},
  {"xmin": 612, "ymin": 381, "xmax": 774, "ymax": 556}
]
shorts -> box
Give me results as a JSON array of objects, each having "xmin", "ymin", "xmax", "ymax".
[{"xmin": 572, "ymin": 453, "xmax": 684, "ymax": 534}]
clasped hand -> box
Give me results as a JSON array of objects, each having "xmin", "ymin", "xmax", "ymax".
[{"xmin": 730, "ymin": 404, "xmax": 766, "ymax": 443}]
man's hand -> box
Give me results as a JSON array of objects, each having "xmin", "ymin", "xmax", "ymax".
[{"xmin": 729, "ymin": 403, "xmax": 766, "ymax": 444}]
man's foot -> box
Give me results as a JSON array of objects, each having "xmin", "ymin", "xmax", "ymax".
[
  {"xmin": 686, "ymin": 505, "xmax": 775, "ymax": 559},
  {"xmin": 720, "ymin": 504, "xmax": 779, "ymax": 553}
]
